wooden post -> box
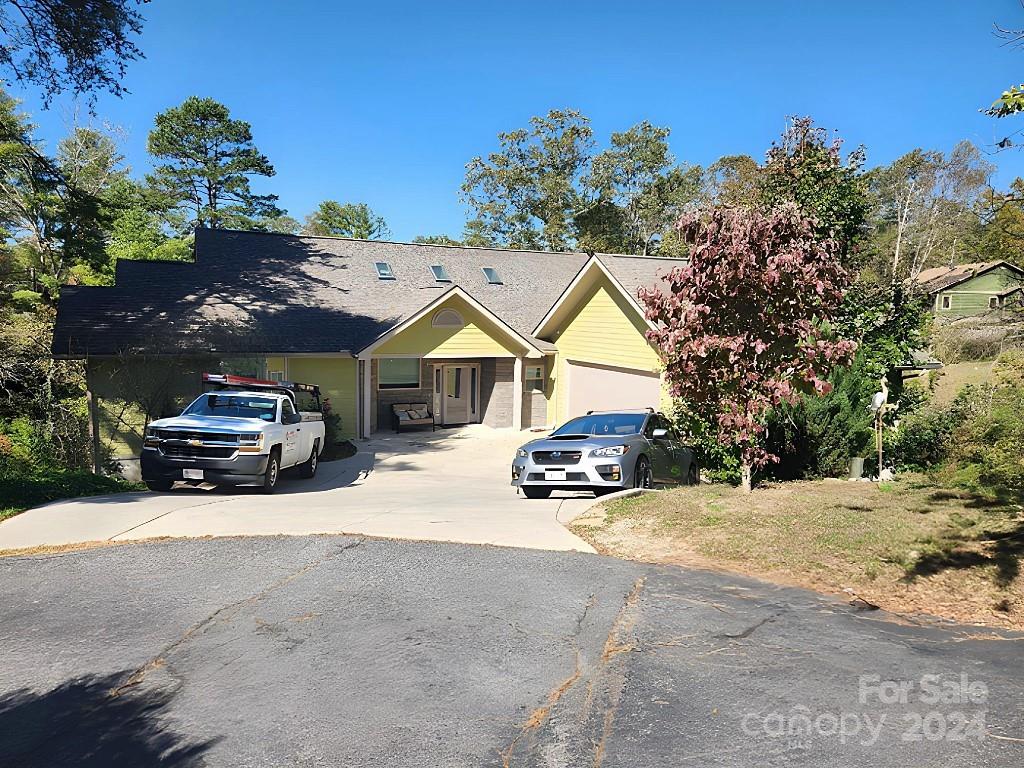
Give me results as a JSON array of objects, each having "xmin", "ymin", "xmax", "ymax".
[
  {"xmin": 359, "ymin": 355, "xmax": 372, "ymax": 439},
  {"xmin": 86, "ymin": 375, "xmax": 101, "ymax": 475},
  {"xmin": 876, "ymin": 414, "xmax": 883, "ymax": 481}
]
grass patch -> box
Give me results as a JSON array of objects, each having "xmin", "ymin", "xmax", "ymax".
[
  {"xmin": 931, "ymin": 361, "xmax": 994, "ymax": 405},
  {"xmin": 0, "ymin": 471, "xmax": 143, "ymax": 522},
  {"xmin": 574, "ymin": 476, "xmax": 1024, "ymax": 630}
]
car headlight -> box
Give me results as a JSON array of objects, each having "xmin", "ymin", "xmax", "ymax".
[
  {"xmin": 591, "ymin": 445, "xmax": 630, "ymax": 457},
  {"xmin": 144, "ymin": 427, "xmax": 160, "ymax": 448},
  {"xmin": 239, "ymin": 433, "xmax": 264, "ymax": 453},
  {"xmin": 516, "ymin": 448, "xmax": 528, "ymax": 458}
]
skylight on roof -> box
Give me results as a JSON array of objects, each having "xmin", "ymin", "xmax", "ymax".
[
  {"xmin": 375, "ymin": 262, "xmax": 395, "ymax": 280},
  {"xmin": 482, "ymin": 267, "xmax": 503, "ymax": 285},
  {"xmin": 430, "ymin": 265, "xmax": 451, "ymax": 282}
]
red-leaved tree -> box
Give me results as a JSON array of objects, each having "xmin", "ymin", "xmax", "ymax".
[{"xmin": 640, "ymin": 204, "xmax": 857, "ymax": 491}]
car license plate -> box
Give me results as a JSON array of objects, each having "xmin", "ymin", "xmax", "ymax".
[
  {"xmin": 183, "ymin": 469, "xmax": 204, "ymax": 480},
  {"xmin": 544, "ymin": 469, "xmax": 567, "ymax": 481}
]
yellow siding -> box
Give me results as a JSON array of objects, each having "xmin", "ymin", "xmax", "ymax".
[
  {"xmin": 374, "ymin": 295, "xmax": 522, "ymax": 357},
  {"xmin": 265, "ymin": 357, "xmax": 286, "ymax": 378},
  {"xmin": 284, "ymin": 357, "xmax": 359, "ymax": 439},
  {"xmin": 547, "ymin": 276, "xmax": 661, "ymax": 424}
]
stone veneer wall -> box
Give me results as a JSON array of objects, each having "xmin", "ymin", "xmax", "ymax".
[{"xmin": 481, "ymin": 358, "xmax": 514, "ymax": 428}]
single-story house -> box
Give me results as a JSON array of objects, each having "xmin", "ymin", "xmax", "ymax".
[
  {"xmin": 916, "ymin": 260, "xmax": 1024, "ymax": 317},
  {"xmin": 52, "ymin": 228, "xmax": 675, "ymax": 460}
]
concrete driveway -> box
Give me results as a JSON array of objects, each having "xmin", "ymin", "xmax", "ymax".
[
  {"xmin": 3, "ymin": 537, "xmax": 1022, "ymax": 767},
  {"xmin": 0, "ymin": 426, "xmax": 599, "ymax": 552}
]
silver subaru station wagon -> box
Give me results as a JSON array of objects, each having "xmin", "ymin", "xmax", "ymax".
[{"xmin": 511, "ymin": 409, "xmax": 698, "ymax": 499}]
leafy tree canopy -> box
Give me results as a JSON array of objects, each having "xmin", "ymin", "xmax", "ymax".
[
  {"xmin": 462, "ymin": 109, "xmax": 703, "ymax": 254},
  {"xmin": 642, "ymin": 204, "xmax": 856, "ymax": 491},
  {"xmin": 0, "ymin": 0, "xmax": 145, "ymax": 108},
  {"xmin": 302, "ymin": 201, "xmax": 389, "ymax": 240},
  {"xmin": 147, "ymin": 96, "xmax": 281, "ymax": 233},
  {"xmin": 413, "ymin": 234, "xmax": 462, "ymax": 246},
  {"xmin": 758, "ymin": 116, "xmax": 869, "ymax": 264}
]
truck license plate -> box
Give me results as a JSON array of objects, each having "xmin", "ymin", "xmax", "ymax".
[
  {"xmin": 544, "ymin": 469, "xmax": 567, "ymax": 481},
  {"xmin": 183, "ymin": 469, "xmax": 204, "ymax": 480}
]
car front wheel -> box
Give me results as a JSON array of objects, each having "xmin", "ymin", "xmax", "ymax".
[
  {"xmin": 262, "ymin": 451, "xmax": 280, "ymax": 494},
  {"xmin": 633, "ymin": 456, "xmax": 653, "ymax": 489},
  {"xmin": 145, "ymin": 479, "xmax": 173, "ymax": 492},
  {"xmin": 521, "ymin": 486, "xmax": 551, "ymax": 499}
]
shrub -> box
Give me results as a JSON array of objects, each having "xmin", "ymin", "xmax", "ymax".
[
  {"xmin": 669, "ymin": 407, "xmax": 742, "ymax": 485},
  {"xmin": 0, "ymin": 417, "xmax": 54, "ymax": 471},
  {"xmin": 764, "ymin": 354, "xmax": 876, "ymax": 480},
  {"xmin": 889, "ymin": 350, "xmax": 1024, "ymax": 495},
  {"xmin": 944, "ymin": 381, "xmax": 1024, "ymax": 495},
  {"xmin": 9, "ymin": 289, "xmax": 42, "ymax": 312},
  {"xmin": 887, "ymin": 403, "xmax": 961, "ymax": 471}
]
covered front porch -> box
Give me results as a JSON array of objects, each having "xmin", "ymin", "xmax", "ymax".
[
  {"xmin": 364, "ymin": 356, "xmax": 549, "ymax": 434},
  {"xmin": 355, "ymin": 288, "xmax": 552, "ymax": 439}
]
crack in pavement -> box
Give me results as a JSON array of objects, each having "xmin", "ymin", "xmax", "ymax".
[
  {"xmin": 108, "ymin": 495, "xmax": 249, "ymax": 540},
  {"xmin": 713, "ymin": 612, "xmax": 783, "ymax": 641},
  {"xmin": 592, "ymin": 577, "xmax": 645, "ymax": 768},
  {"xmin": 107, "ymin": 538, "xmax": 363, "ymax": 697},
  {"xmin": 498, "ymin": 581, "xmax": 645, "ymax": 767}
]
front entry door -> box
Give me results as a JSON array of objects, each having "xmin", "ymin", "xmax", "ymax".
[{"xmin": 442, "ymin": 364, "xmax": 479, "ymax": 425}]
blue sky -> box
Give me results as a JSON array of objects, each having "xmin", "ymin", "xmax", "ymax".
[{"xmin": 13, "ymin": 0, "xmax": 1024, "ymax": 241}]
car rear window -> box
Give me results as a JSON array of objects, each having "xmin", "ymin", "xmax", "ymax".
[{"xmin": 552, "ymin": 413, "xmax": 646, "ymax": 436}]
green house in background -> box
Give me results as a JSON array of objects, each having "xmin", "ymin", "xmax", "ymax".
[{"xmin": 916, "ymin": 261, "xmax": 1024, "ymax": 317}]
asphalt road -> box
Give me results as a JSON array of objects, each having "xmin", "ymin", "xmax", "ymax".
[{"xmin": 1, "ymin": 536, "xmax": 1022, "ymax": 767}]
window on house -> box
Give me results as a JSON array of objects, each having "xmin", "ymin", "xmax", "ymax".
[
  {"xmin": 941, "ymin": 295, "xmax": 951, "ymax": 309},
  {"xmin": 482, "ymin": 267, "xmax": 503, "ymax": 285},
  {"xmin": 375, "ymin": 262, "xmax": 395, "ymax": 280},
  {"xmin": 267, "ymin": 370, "xmax": 285, "ymax": 382},
  {"xmin": 431, "ymin": 308, "xmax": 464, "ymax": 327},
  {"xmin": 989, "ymin": 296, "xmax": 1000, "ymax": 309},
  {"xmin": 378, "ymin": 358, "xmax": 420, "ymax": 389},
  {"xmin": 525, "ymin": 364, "xmax": 544, "ymax": 392},
  {"xmin": 430, "ymin": 265, "xmax": 451, "ymax": 282}
]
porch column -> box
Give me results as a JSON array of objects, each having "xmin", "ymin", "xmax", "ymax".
[
  {"xmin": 512, "ymin": 355, "xmax": 524, "ymax": 431},
  {"xmin": 359, "ymin": 354, "xmax": 372, "ymax": 439}
]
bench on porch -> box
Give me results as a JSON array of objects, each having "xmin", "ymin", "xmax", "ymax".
[{"xmin": 391, "ymin": 403, "xmax": 435, "ymax": 433}]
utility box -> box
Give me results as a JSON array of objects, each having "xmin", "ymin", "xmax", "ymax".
[{"xmin": 848, "ymin": 457, "xmax": 865, "ymax": 480}]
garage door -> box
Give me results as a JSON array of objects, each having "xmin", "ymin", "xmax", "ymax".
[{"xmin": 565, "ymin": 360, "xmax": 662, "ymax": 417}]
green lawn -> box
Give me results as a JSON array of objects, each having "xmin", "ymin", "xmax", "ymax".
[{"xmin": 0, "ymin": 471, "xmax": 143, "ymax": 522}]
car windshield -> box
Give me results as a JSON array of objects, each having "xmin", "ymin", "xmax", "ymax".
[
  {"xmin": 553, "ymin": 413, "xmax": 646, "ymax": 436},
  {"xmin": 183, "ymin": 394, "xmax": 278, "ymax": 421}
]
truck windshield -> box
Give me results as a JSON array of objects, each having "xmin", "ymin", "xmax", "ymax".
[
  {"xmin": 553, "ymin": 413, "xmax": 646, "ymax": 436},
  {"xmin": 183, "ymin": 395, "xmax": 278, "ymax": 421}
]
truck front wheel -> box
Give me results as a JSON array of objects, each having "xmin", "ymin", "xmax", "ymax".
[
  {"xmin": 262, "ymin": 449, "xmax": 281, "ymax": 494},
  {"xmin": 145, "ymin": 479, "xmax": 173, "ymax": 492},
  {"xmin": 299, "ymin": 439, "xmax": 320, "ymax": 479}
]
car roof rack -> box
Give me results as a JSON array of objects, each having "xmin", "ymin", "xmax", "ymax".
[
  {"xmin": 585, "ymin": 407, "xmax": 656, "ymax": 415},
  {"xmin": 201, "ymin": 373, "xmax": 321, "ymax": 409}
]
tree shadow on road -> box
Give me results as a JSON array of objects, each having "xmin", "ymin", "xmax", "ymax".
[{"xmin": 0, "ymin": 673, "xmax": 218, "ymax": 767}]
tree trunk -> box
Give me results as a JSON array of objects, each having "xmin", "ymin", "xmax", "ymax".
[{"xmin": 740, "ymin": 462, "xmax": 753, "ymax": 494}]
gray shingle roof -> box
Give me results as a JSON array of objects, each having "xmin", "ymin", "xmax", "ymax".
[{"xmin": 52, "ymin": 228, "xmax": 674, "ymax": 357}]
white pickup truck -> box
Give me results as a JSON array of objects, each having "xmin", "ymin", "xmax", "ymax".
[{"xmin": 140, "ymin": 374, "xmax": 326, "ymax": 493}]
